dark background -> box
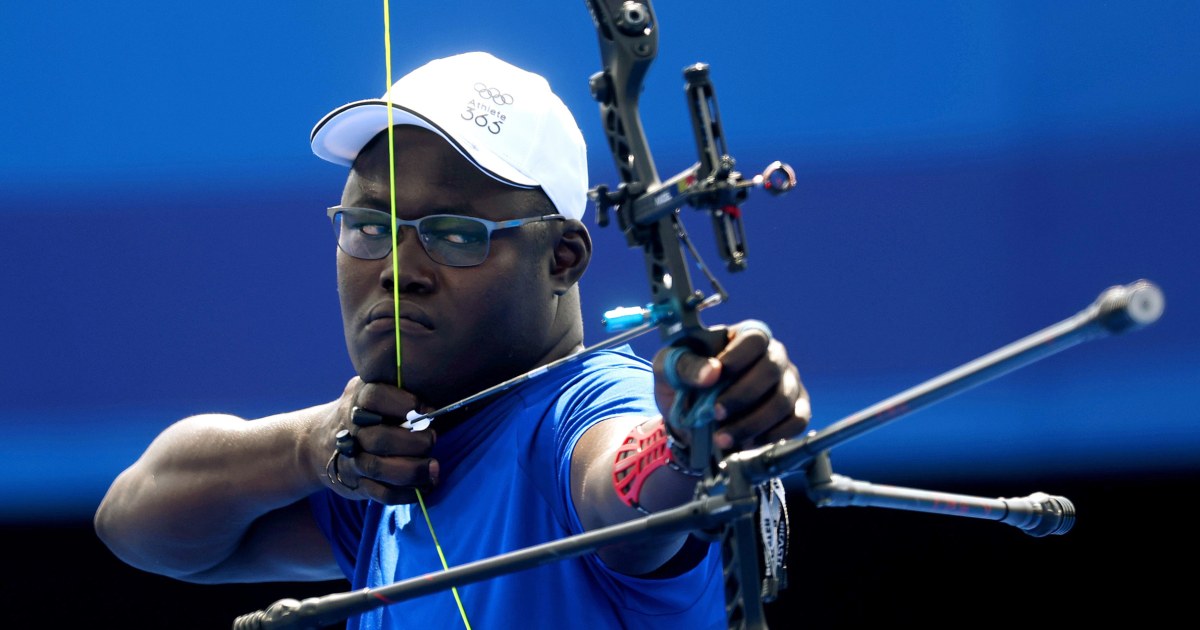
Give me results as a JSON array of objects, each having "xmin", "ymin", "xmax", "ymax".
[{"xmin": 2, "ymin": 2, "xmax": 1196, "ymax": 628}]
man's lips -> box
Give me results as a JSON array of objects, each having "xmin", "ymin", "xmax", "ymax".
[{"xmin": 366, "ymin": 302, "xmax": 434, "ymax": 332}]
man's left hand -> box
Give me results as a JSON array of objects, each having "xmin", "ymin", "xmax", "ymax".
[{"xmin": 652, "ymin": 320, "xmax": 811, "ymax": 453}]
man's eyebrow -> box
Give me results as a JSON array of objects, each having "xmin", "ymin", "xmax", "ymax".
[
  {"xmin": 419, "ymin": 203, "xmax": 481, "ymax": 217},
  {"xmin": 353, "ymin": 203, "xmax": 482, "ymax": 219}
]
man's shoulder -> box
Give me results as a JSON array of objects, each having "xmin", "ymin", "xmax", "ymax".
[
  {"xmin": 578, "ymin": 345, "xmax": 652, "ymax": 373},
  {"xmin": 541, "ymin": 346, "xmax": 654, "ymax": 415},
  {"xmin": 561, "ymin": 346, "xmax": 653, "ymax": 392},
  {"xmin": 500, "ymin": 345, "xmax": 656, "ymax": 430}
]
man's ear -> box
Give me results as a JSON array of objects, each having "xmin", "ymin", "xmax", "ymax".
[{"xmin": 550, "ymin": 221, "xmax": 592, "ymax": 295}]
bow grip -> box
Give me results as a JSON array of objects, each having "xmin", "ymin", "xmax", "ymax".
[{"xmin": 661, "ymin": 325, "xmax": 731, "ymax": 473}]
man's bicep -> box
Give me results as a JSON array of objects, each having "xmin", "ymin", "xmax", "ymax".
[
  {"xmin": 569, "ymin": 415, "xmax": 644, "ymax": 532},
  {"xmin": 184, "ymin": 498, "xmax": 343, "ymax": 584},
  {"xmin": 569, "ymin": 415, "xmax": 698, "ymax": 576}
]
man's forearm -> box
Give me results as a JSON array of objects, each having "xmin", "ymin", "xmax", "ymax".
[{"xmin": 94, "ymin": 404, "xmax": 333, "ymax": 578}]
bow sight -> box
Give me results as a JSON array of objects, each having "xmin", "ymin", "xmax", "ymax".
[{"xmin": 585, "ymin": 0, "xmax": 796, "ymax": 346}]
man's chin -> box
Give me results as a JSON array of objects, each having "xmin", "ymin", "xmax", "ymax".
[
  {"xmin": 353, "ymin": 357, "xmax": 398, "ymax": 386},
  {"xmin": 351, "ymin": 359, "xmax": 450, "ymax": 403},
  {"xmin": 397, "ymin": 370, "xmax": 450, "ymax": 407},
  {"xmin": 352, "ymin": 347, "xmax": 499, "ymax": 407}
]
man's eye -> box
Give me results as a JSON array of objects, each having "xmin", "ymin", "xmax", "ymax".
[
  {"xmin": 428, "ymin": 229, "xmax": 481, "ymax": 245},
  {"xmin": 357, "ymin": 223, "xmax": 389, "ymax": 237},
  {"xmin": 442, "ymin": 232, "xmax": 470, "ymax": 245}
]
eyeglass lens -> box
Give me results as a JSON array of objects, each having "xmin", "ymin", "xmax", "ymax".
[{"xmin": 331, "ymin": 209, "xmax": 492, "ymax": 267}]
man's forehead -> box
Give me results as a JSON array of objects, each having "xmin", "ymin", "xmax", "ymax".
[
  {"xmin": 340, "ymin": 152, "xmax": 537, "ymax": 218},
  {"xmin": 339, "ymin": 167, "xmax": 482, "ymax": 209}
]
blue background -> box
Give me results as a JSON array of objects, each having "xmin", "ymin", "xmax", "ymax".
[{"xmin": 1, "ymin": 1, "xmax": 1196, "ymax": 627}]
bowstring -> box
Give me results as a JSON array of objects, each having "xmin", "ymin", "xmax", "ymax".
[{"xmin": 382, "ymin": 2, "xmax": 472, "ymax": 627}]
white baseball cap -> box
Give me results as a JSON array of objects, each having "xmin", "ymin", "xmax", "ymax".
[{"xmin": 310, "ymin": 51, "xmax": 588, "ymax": 221}]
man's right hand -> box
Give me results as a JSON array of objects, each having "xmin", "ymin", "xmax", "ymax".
[{"xmin": 324, "ymin": 377, "xmax": 440, "ymax": 504}]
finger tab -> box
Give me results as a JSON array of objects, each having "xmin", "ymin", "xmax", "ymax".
[{"xmin": 351, "ymin": 406, "xmax": 383, "ymax": 427}]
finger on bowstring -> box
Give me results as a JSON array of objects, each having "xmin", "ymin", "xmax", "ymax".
[
  {"xmin": 356, "ymin": 423, "xmax": 437, "ymax": 457},
  {"xmin": 351, "ymin": 406, "xmax": 383, "ymax": 427},
  {"xmin": 352, "ymin": 454, "xmax": 439, "ymax": 500},
  {"xmin": 354, "ymin": 382, "xmax": 421, "ymax": 425}
]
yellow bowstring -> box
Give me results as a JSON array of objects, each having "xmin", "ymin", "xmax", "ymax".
[{"xmin": 383, "ymin": 2, "xmax": 472, "ymax": 628}]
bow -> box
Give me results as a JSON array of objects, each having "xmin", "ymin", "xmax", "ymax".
[
  {"xmin": 231, "ymin": 3, "xmax": 1166, "ymax": 628},
  {"xmin": 583, "ymin": 1, "xmax": 795, "ymax": 627}
]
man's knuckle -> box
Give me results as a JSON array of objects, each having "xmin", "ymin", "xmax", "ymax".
[
  {"xmin": 768, "ymin": 392, "xmax": 792, "ymax": 420},
  {"xmin": 358, "ymin": 456, "xmax": 379, "ymax": 478}
]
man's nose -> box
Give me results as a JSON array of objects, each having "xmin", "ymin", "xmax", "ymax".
[{"xmin": 382, "ymin": 227, "xmax": 436, "ymax": 293}]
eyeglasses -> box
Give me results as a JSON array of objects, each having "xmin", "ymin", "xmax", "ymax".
[{"xmin": 328, "ymin": 206, "xmax": 566, "ymax": 267}]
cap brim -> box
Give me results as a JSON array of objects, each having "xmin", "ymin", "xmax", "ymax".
[{"xmin": 310, "ymin": 100, "xmax": 538, "ymax": 189}]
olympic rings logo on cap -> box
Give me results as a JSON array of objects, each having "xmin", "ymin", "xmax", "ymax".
[{"xmin": 474, "ymin": 82, "xmax": 514, "ymax": 105}]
